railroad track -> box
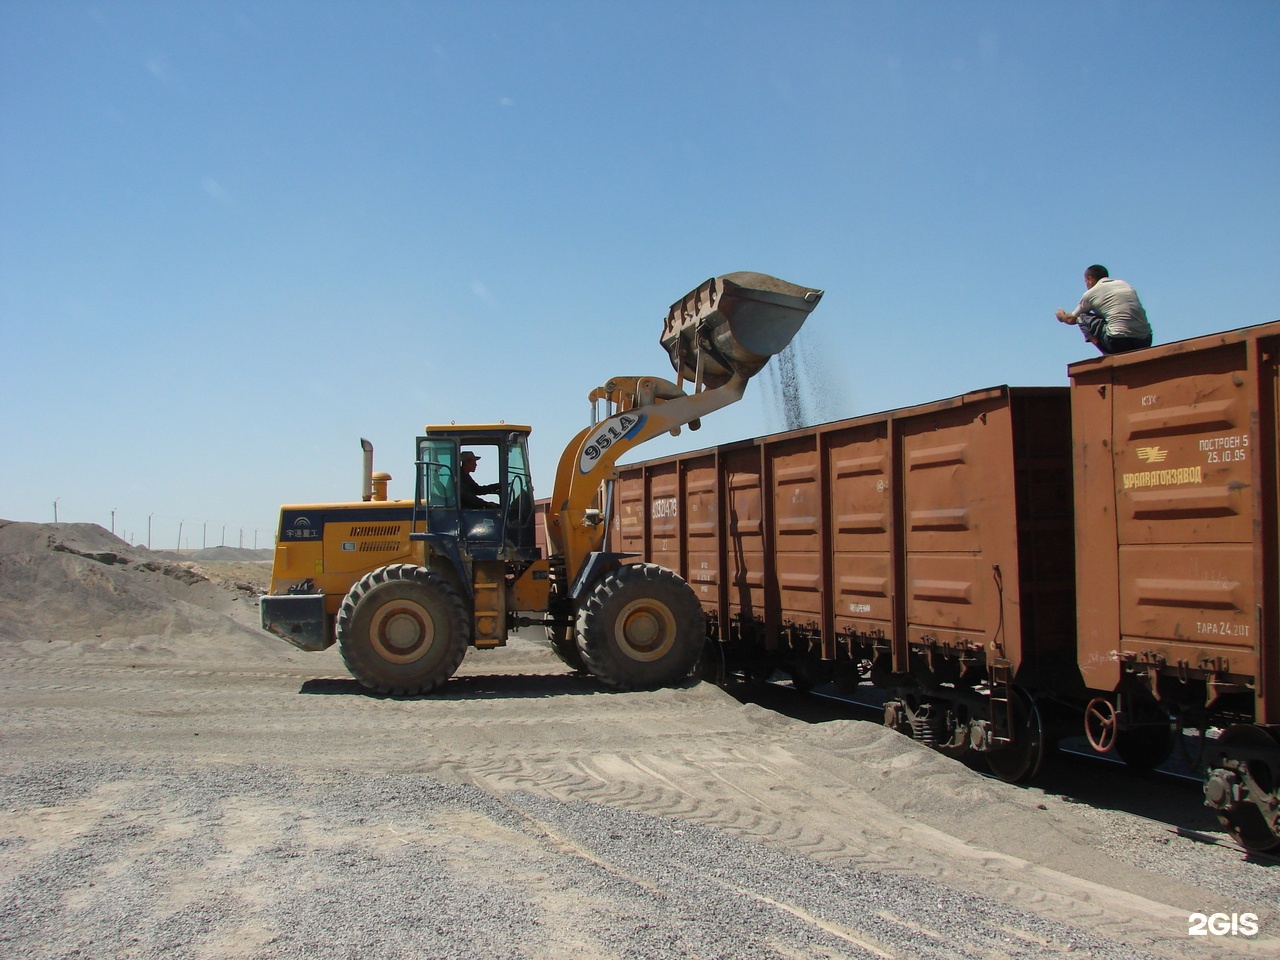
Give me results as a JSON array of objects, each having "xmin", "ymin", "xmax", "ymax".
[
  {"xmin": 735, "ymin": 675, "xmax": 1264, "ymax": 856},
  {"xmin": 1168, "ymin": 824, "xmax": 1280, "ymax": 862}
]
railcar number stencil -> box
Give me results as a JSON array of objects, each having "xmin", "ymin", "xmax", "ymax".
[{"xmin": 652, "ymin": 497, "xmax": 678, "ymax": 519}]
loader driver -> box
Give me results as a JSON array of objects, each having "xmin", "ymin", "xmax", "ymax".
[{"xmin": 460, "ymin": 450, "xmax": 500, "ymax": 509}]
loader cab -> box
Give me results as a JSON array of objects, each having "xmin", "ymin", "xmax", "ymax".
[{"xmin": 413, "ymin": 425, "xmax": 538, "ymax": 561}]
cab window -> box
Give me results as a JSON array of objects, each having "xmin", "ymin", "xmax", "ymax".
[{"xmin": 419, "ymin": 439, "xmax": 457, "ymax": 508}]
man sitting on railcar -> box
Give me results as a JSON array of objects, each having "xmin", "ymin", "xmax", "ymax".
[{"xmin": 1055, "ymin": 264, "xmax": 1153, "ymax": 355}]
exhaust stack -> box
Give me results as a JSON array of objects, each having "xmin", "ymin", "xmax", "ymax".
[
  {"xmin": 361, "ymin": 438, "xmax": 374, "ymax": 502},
  {"xmin": 660, "ymin": 272, "xmax": 823, "ymax": 390}
]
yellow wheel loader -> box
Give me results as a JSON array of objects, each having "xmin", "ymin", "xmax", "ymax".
[{"xmin": 260, "ymin": 272, "xmax": 823, "ymax": 694}]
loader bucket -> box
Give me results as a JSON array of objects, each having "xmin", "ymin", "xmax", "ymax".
[{"xmin": 660, "ymin": 272, "xmax": 823, "ymax": 389}]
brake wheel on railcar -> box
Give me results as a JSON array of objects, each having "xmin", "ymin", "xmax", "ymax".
[
  {"xmin": 1084, "ymin": 697, "xmax": 1177, "ymax": 770},
  {"xmin": 1084, "ymin": 697, "xmax": 1121, "ymax": 753},
  {"xmin": 985, "ymin": 689, "xmax": 1046, "ymax": 783},
  {"xmin": 1203, "ymin": 724, "xmax": 1280, "ymax": 852}
]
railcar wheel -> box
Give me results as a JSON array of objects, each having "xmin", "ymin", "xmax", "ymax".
[
  {"xmin": 789, "ymin": 660, "xmax": 827, "ymax": 695},
  {"xmin": 576, "ymin": 563, "xmax": 705, "ymax": 690},
  {"xmin": 986, "ymin": 689, "xmax": 1045, "ymax": 783},
  {"xmin": 546, "ymin": 624, "xmax": 587, "ymax": 674},
  {"xmin": 1203, "ymin": 724, "xmax": 1280, "ymax": 852},
  {"xmin": 1116, "ymin": 722, "xmax": 1177, "ymax": 771},
  {"xmin": 695, "ymin": 638, "xmax": 731, "ymax": 689},
  {"xmin": 336, "ymin": 565, "xmax": 469, "ymax": 696}
]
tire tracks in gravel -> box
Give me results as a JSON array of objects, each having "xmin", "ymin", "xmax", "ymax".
[
  {"xmin": 493, "ymin": 790, "xmax": 1195, "ymax": 960},
  {"xmin": 312, "ymin": 686, "xmax": 1269, "ymax": 957},
  {"xmin": 452, "ymin": 741, "xmax": 1253, "ymax": 957},
  {"xmin": 2, "ymin": 641, "xmax": 1277, "ymax": 959},
  {"xmin": 486, "ymin": 791, "xmax": 903, "ymax": 960},
  {"xmin": 377, "ymin": 684, "xmax": 1274, "ymax": 958}
]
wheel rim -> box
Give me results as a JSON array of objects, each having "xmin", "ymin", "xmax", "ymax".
[
  {"xmin": 369, "ymin": 599, "xmax": 435, "ymax": 664},
  {"xmin": 613, "ymin": 598, "xmax": 677, "ymax": 662}
]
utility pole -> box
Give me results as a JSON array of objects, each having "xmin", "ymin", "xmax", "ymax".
[
  {"xmin": 221, "ymin": 524, "xmax": 226, "ymax": 547},
  {"xmin": 239, "ymin": 527, "xmax": 244, "ymax": 549},
  {"xmin": 147, "ymin": 513, "xmax": 153, "ymax": 550},
  {"xmin": 202, "ymin": 521, "xmax": 207, "ymax": 550},
  {"xmin": 176, "ymin": 520, "xmax": 183, "ymax": 553},
  {"xmin": 111, "ymin": 508, "xmax": 117, "ymax": 535},
  {"xmin": 53, "ymin": 498, "xmax": 60, "ymax": 523}
]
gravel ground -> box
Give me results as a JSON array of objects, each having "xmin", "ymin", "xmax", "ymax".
[
  {"xmin": 1, "ymin": 533, "xmax": 1277, "ymax": 959},
  {"xmin": 3, "ymin": 645, "xmax": 1277, "ymax": 960},
  {"xmin": 0, "ymin": 759, "xmax": 1210, "ymax": 960}
]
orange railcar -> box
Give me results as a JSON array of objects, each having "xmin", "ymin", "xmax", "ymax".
[
  {"xmin": 608, "ymin": 320, "xmax": 1280, "ymax": 850},
  {"xmin": 1069, "ymin": 320, "xmax": 1280, "ymax": 849},
  {"xmin": 613, "ymin": 385, "xmax": 1076, "ymax": 782}
]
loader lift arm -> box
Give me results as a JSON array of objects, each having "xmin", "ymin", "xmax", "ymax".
[{"xmin": 546, "ymin": 272, "xmax": 823, "ymax": 585}]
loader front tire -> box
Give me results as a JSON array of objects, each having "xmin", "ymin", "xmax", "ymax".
[
  {"xmin": 576, "ymin": 563, "xmax": 705, "ymax": 690},
  {"xmin": 336, "ymin": 564, "xmax": 469, "ymax": 696}
]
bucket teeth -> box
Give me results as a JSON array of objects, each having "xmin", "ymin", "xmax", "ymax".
[{"xmin": 661, "ymin": 273, "xmax": 823, "ymax": 389}]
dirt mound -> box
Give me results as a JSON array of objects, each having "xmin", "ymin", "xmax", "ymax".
[
  {"xmin": 0, "ymin": 519, "xmax": 136, "ymax": 561},
  {"xmin": 152, "ymin": 545, "xmax": 273, "ymax": 562},
  {"xmin": 0, "ymin": 520, "xmax": 290, "ymax": 662}
]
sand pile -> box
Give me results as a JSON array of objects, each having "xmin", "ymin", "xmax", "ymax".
[
  {"xmin": 150, "ymin": 545, "xmax": 274, "ymax": 562},
  {"xmin": 0, "ymin": 520, "xmax": 284, "ymax": 660}
]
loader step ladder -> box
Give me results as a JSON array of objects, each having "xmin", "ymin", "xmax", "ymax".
[
  {"xmin": 471, "ymin": 563, "xmax": 506, "ymax": 648},
  {"xmin": 988, "ymin": 658, "xmax": 1014, "ymax": 744}
]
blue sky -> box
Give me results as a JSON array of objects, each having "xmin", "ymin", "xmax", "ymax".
[{"xmin": 2, "ymin": 1, "xmax": 1277, "ymax": 551}]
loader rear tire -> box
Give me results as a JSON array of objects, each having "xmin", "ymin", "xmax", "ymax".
[
  {"xmin": 336, "ymin": 564, "xmax": 469, "ymax": 696},
  {"xmin": 576, "ymin": 563, "xmax": 705, "ymax": 690}
]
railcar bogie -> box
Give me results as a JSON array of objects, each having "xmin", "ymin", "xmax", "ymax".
[{"xmin": 1203, "ymin": 724, "xmax": 1280, "ymax": 852}]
